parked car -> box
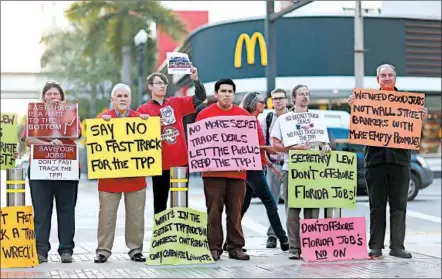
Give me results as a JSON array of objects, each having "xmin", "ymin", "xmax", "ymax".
[{"xmin": 329, "ymin": 128, "xmax": 434, "ymax": 201}]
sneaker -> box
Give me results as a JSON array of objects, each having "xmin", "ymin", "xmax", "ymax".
[
  {"xmin": 266, "ymin": 237, "xmax": 277, "ymax": 248},
  {"xmin": 61, "ymin": 253, "xmax": 73, "ymax": 263},
  {"xmin": 38, "ymin": 254, "xmax": 48, "ymax": 263},
  {"xmin": 288, "ymin": 251, "xmax": 301, "ymax": 260}
]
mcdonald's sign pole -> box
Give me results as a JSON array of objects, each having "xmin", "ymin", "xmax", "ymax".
[{"xmin": 265, "ymin": 1, "xmax": 314, "ymax": 99}]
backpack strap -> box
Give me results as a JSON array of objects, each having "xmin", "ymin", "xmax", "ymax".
[{"xmin": 265, "ymin": 112, "xmax": 274, "ymax": 146}]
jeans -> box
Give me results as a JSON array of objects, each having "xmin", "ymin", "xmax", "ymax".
[
  {"xmin": 242, "ymin": 170, "xmax": 288, "ymax": 242},
  {"xmin": 266, "ymin": 163, "xmax": 284, "ymax": 238},
  {"xmin": 29, "ymin": 168, "xmax": 78, "ymax": 257}
]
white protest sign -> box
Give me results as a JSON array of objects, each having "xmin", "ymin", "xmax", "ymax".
[
  {"xmin": 280, "ymin": 111, "xmax": 329, "ymax": 147},
  {"xmin": 167, "ymin": 52, "xmax": 192, "ymax": 75},
  {"xmin": 30, "ymin": 144, "xmax": 79, "ymax": 180}
]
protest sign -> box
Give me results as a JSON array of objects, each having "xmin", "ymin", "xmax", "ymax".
[
  {"xmin": 26, "ymin": 102, "xmax": 79, "ymax": 138},
  {"xmin": 0, "ymin": 113, "xmax": 18, "ymax": 170},
  {"xmin": 300, "ymin": 217, "xmax": 369, "ymax": 262},
  {"xmin": 167, "ymin": 52, "xmax": 192, "ymax": 75},
  {"xmin": 280, "ymin": 111, "xmax": 329, "ymax": 147},
  {"xmin": 350, "ymin": 88, "xmax": 425, "ymax": 150},
  {"xmin": 288, "ymin": 150, "xmax": 357, "ymax": 209},
  {"xmin": 30, "ymin": 144, "xmax": 79, "ymax": 180},
  {"xmin": 86, "ymin": 117, "xmax": 162, "ymax": 179},
  {"xmin": 187, "ymin": 115, "xmax": 262, "ymax": 173},
  {"xmin": 146, "ymin": 207, "xmax": 214, "ymax": 265},
  {"xmin": 0, "ymin": 206, "xmax": 38, "ymax": 268}
]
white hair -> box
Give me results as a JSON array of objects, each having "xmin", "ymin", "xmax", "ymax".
[
  {"xmin": 111, "ymin": 83, "xmax": 131, "ymax": 97},
  {"xmin": 376, "ymin": 64, "xmax": 396, "ymax": 77}
]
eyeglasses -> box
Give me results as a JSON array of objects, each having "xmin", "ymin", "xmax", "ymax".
[
  {"xmin": 258, "ymin": 100, "xmax": 265, "ymax": 104},
  {"xmin": 272, "ymin": 97, "xmax": 286, "ymax": 101},
  {"xmin": 151, "ymin": 82, "xmax": 168, "ymax": 86}
]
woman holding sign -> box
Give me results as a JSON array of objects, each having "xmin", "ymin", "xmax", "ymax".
[
  {"xmin": 238, "ymin": 92, "xmax": 289, "ymax": 252},
  {"xmin": 21, "ymin": 81, "xmax": 82, "ymax": 264},
  {"xmin": 271, "ymin": 84, "xmax": 331, "ymax": 260}
]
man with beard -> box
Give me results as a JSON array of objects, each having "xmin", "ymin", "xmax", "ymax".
[
  {"xmin": 137, "ymin": 65, "xmax": 206, "ymax": 214},
  {"xmin": 348, "ymin": 64, "xmax": 428, "ymax": 259},
  {"xmin": 270, "ymin": 84, "xmax": 331, "ymax": 260},
  {"xmin": 195, "ymin": 78, "xmax": 250, "ymax": 261},
  {"xmin": 94, "ymin": 83, "xmax": 150, "ymax": 264}
]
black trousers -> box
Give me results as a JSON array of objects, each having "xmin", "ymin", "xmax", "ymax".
[{"xmin": 365, "ymin": 164, "xmax": 410, "ymax": 250}]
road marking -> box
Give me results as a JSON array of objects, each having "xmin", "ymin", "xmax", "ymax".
[{"xmin": 359, "ymin": 203, "xmax": 441, "ymax": 224}]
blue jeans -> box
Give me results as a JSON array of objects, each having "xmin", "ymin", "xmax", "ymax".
[
  {"xmin": 241, "ymin": 170, "xmax": 288, "ymax": 242},
  {"xmin": 28, "ymin": 168, "xmax": 78, "ymax": 257}
]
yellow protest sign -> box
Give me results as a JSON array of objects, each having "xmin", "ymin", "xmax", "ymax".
[
  {"xmin": 86, "ymin": 117, "xmax": 162, "ymax": 179},
  {"xmin": 0, "ymin": 206, "xmax": 38, "ymax": 268},
  {"xmin": 288, "ymin": 150, "xmax": 357, "ymax": 209},
  {"xmin": 1, "ymin": 113, "xmax": 18, "ymax": 170},
  {"xmin": 146, "ymin": 207, "xmax": 214, "ymax": 265}
]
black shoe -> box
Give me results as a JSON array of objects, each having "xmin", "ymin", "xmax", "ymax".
[
  {"xmin": 94, "ymin": 254, "xmax": 107, "ymax": 263},
  {"xmin": 131, "ymin": 253, "xmax": 146, "ymax": 262},
  {"xmin": 211, "ymin": 250, "xmax": 220, "ymax": 261},
  {"xmin": 368, "ymin": 249, "xmax": 382, "ymax": 257},
  {"xmin": 38, "ymin": 254, "xmax": 48, "ymax": 263},
  {"xmin": 280, "ymin": 240, "xmax": 289, "ymax": 251},
  {"xmin": 266, "ymin": 237, "xmax": 277, "ymax": 248},
  {"xmin": 222, "ymin": 242, "xmax": 247, "ymax": 252},
  {"xmin": 389, "ymin": 249, "xmax": 412, "ymax": 259}
]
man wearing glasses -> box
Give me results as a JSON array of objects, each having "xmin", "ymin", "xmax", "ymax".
[
  {"xmin": 261, "ymin": 88, "xmax": 288, "ymax": 248},
  {"xmin": 137, "ymin": 67, "xmax": 206, "ymax": 214}
]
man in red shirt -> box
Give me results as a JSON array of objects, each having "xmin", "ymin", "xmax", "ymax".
[
  {"xmin": 93, "ymin": 83, "xmax": 149, "ymax": 264},
  {"xmin": 195, "ymin": 78, "xmax": 250, "ymax": 261},
  {"xmin": 137, "ymin": 66, "xmax": 206, "ymax": 214}
]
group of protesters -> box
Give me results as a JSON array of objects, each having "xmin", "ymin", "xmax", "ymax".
[{"xmin": 21, "ymin": 62, "xmax": 428, "ymax": 264}]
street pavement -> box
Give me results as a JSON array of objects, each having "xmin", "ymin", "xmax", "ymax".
[{"xmin": 0, "ymin": 174, "xmax": 441, "ymax": 278}]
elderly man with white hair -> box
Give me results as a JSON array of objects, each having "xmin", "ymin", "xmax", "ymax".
[
  {"xmin": 94, "ymin": 83, "xmax": 149, "ymax": 264},
  {"xmin": 348, "ymin": 64, "xmax": 428, "ymax": 259}
]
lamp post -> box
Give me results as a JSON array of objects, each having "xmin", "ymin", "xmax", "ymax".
[{"xmin": 134, "ymin": 29, "xmax": 148, "ymax": 107}]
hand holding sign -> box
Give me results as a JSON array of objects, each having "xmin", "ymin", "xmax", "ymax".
[{"xmin": 189, "ymin": 64, "xmax": 199, "ymax": 81}]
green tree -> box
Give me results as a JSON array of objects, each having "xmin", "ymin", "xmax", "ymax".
[
  {"xmin": 65, "ymin": 0, "xmax": 188, "ymax": 87},
  {"xmin": 40, "ymin": 24, "xmax": 119, "ymax": 119}
]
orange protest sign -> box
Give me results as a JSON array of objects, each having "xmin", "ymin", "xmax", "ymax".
[{"xmin": 349, "ymin": 88, "xmax": 425, "ymax": 150}]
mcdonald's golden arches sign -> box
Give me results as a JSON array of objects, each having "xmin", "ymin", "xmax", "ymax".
[{"xmin": 234, "ymin": 32, "xmax": 268, "ymax": 68}]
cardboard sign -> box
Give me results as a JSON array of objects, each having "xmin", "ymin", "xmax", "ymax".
[
  {"xmin": 0, "ymin": 206, "xmax": 38, "ymax": 268},
  {"xmin": 280, "ymin": 111, "xmax": 329, "ymax": 147},
  {"xmin": 86, "ymin": 117, "xmax": 162, "ymax": 179},
  {"xmin": 288, "ymin": 150, "xmax": 357, "ymax": 209},
  {"xmin": 147, "ymin": 207, "xmax": 214, "ymax": 265},
  {"xmin": 187, "ymin": 115, "xmax": 262, "ymax": 173},
  {"xmin": 300, "ymin": 217, "xmax": 369, "ymax": 262},
  {"xmin": 30, "ymin": 144, "xmax": 79, "ymax": 180},
  {"xmin": 350, "ymin": 88, "xmax": 425, "ymax": 150},
  {"xmin": 26, "ymin": 102, "xmax": 79, "ymax": 138},
  {"xmin": 167, "ymin": 52, "xmax": 192, "ymax": 75},
  {"xmin": 0, "ymin": 113, "xmax": 18, "ymax": 170}
]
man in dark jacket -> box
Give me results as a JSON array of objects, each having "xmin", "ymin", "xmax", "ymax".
[{"xmin": 348, "ymin": 64, "xmax": 428, "ymax": 259}]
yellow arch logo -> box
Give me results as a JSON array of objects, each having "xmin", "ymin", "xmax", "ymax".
[{"xmin": 234, "ymin": 32, "xmax": 268, "ymax": 68}]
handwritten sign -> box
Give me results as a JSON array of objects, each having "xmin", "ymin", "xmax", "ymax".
[
  {"xmin": 187, "ymin": 116, "xmax": 262, "ymax": 173},
  {"xmin": 86, "ymin": 117, "xmax": 162, "ymax": 179},
  {"xmin": 167, "ymin": 52, "xmax": 191, "ymax": 75},
  {"xmin": 26, "ymin": 102, "xmax": 79, "ymax": 138},
  {"xmin": 30, "ymin": 145, "xmax": 79, "ymax": 180},
  {"xmin": 288, "ymin": 150, "xmax": 357, "ymax": 209},
  {"xmin": 300, "ymin": 217, "xmax": 369, "ymax": 262},
  {"xmin": 0, "ymin": 113, "xmax": 18, "ymax": 170},
  {"xmin": 0, "ymin": 206, "xmax": 38, "ymax": 268},
  {"xmin": 350, "ymin": 88, "xmax": 425, "ymax": 150},
  {"xmin": 280, "ymin": 111, "xmax": 329, "ymax": 147},
  {"xmin": 146, "ymin": 207, "xmax": 214, "ymax": 265}
]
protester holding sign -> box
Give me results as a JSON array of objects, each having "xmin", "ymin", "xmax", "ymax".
[
  {"xmin": 137, "ymin": 65, "xmax": 206, "ymax": 214},
  {"xmin": 271, "ymin": 84, "xmax": 331, "ymax": 260},
  {"xmin": 20, "ymin": 81, "xmax": 82, "ymax": 264},
  {"xmin": 237, "ymin": 92, "xmax": 289, "ymax": 251},
  {"xmin": 348, "ymin": 64, "xmax": 428, "ymax": 259},
  {"xmin": 93, "ymin": 83, "xmax": 149, "ymax": 264},
  {"xmin": 195, "ymin": 78, "xmax": 250, "ymax": 261}
]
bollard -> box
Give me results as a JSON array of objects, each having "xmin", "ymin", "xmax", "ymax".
[
  {"xmin": 324, "ymin": 208, "xmax": 341, "ymax": 218},
  {"xmin": 169, "ymin": 167, "xmax": 188, "ymax": 208},
  {"xmin": 6, "ymin": 168, "xmax": 26, "ymax": 206}
]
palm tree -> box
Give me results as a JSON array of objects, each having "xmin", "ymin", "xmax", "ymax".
[{"xmin": 65, "ymin": 0, "xmax": 188, "ymax": 87}]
